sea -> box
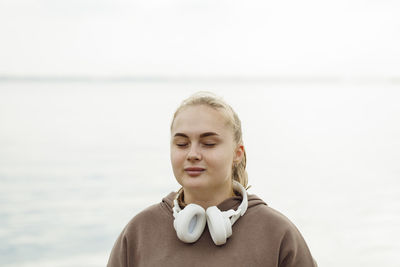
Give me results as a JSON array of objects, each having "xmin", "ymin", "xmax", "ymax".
[{"xmin": 1, "ymin": 79, "xmax": 399, "ymax": 267}]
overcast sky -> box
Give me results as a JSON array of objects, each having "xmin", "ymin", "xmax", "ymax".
[{"xmin": 0, "ymin": 0, "xmax": 399, "ymax": 77}]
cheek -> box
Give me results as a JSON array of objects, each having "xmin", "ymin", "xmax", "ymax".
[
  {"xmin": 207, "ymin": 149, "xmax": 233, "ymax": 170},
  {"xmin": 170, "ymin": 148, "xmax": 185, "ymax": 168}
]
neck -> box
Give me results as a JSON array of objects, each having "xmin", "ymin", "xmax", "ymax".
[{"xmin": 182, "ymin": 183, "xmax": 235, "ymax": 209}]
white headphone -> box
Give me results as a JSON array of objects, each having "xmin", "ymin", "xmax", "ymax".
[{"xmin": 172, "ymin": 181, "xmax": 248, "ymax": 246}]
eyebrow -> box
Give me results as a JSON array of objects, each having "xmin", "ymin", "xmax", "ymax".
[{"xmin": 173, "ymin": 132, "xmax": 219, "ymax": 138}]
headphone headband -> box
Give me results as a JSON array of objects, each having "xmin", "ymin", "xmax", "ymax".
[{"xmin": 230, "ymin": 181, "xmax": 248, "ymax": 224}]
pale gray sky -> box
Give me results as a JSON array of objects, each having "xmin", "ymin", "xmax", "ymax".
[{"xmin": 1, "ymin": 0, "xmax": 399, "ymax": 77}]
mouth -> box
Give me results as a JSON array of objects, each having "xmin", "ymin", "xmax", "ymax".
[{"xmin": 184, "ymin": 167, "xmax": 206, "ymax": 177}]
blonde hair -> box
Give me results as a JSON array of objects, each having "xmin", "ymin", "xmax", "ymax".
[{"xmin": 170, "ymin": 91, "xmax": 248, "ymax": 189}]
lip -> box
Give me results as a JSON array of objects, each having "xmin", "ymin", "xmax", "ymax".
[
  {"xmin": 184, "ymin": 167, "xmax": 206, "ymax": 171},
  {"xmin": 184, "ymin": 167, "xmax": 206, "ymax": 177}
]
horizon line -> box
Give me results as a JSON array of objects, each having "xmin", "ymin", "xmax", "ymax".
[{"xmin": 0, "ymin": 74, "xmax": 399, "ymax": 84}]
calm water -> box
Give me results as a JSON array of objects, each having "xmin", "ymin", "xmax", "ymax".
[{"xmin": 1, "ymin": 81, "xmax": 399, "ymax": 267}]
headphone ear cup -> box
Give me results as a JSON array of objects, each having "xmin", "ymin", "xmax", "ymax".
[
  {"xmin": 173, "ymin": 204, "xmax": 206, "ymax": 243},
  {"xmin": 206, "ymin": 206, "xmax": 233, "ymax": 246}
]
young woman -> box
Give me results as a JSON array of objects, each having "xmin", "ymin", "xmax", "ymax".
[{"xmin": 107, "ymin": 92, "xmax": 317, "ymax": 267}]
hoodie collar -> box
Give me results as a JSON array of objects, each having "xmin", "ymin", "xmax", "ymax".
[{"xmin": 162, "ymin": 191, "xmax": 267, "ymax": 213}]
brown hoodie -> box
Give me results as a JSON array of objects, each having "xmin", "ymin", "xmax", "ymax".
[{"xmin": 107, "ymin": 192, "xmax": 317, "ymax": 267}]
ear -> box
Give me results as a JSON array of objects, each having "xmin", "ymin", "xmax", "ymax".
[{"xmin": 233, "ymin": 144, "xmax": 245, "ymax": 164}]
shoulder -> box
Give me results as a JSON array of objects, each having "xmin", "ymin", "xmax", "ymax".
[
  {"xmin": 121, "ymin": 201, "xmax": 172, "ymax": 238},
  {"xmin": 246, "ymin": 199, "xmax": 297, "ymax": 229},
  {"xmin": 242, "ymin": 199, "xmax": 308, "ymax": 244},
  {"xmin": 107, "ymin": 201, "xmax": 173, "ymax": 267},
  {"xmin": 241, "ymin": 201, "xmax": 317, "ymax": 266}
]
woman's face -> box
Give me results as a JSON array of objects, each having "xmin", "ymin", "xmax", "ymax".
[{"xmin": 170, "ymin": 105, "xmax": 243, "ymax": 195}]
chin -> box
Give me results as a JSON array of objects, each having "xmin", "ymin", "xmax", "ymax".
[{"xmin": 181, "ymin": 177, "xmax": 209, "ymax": 190}]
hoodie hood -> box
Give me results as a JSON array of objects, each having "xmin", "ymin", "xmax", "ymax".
[{"xmin": 161, "ymin": 190, "xmax": 267, "ymax": 214}]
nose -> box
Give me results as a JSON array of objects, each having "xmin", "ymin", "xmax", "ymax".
[{"xmin": 187, "ymin": 143, "xmax": 202, "ymax": 162}]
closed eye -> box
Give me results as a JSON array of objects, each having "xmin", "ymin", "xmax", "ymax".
[
  {"xmin": 204, "ymin": 143, "xmax": 216, "ymax": 147},
  {"xmin": 175, "ymin": 143, "xmax": 215, "ymax": 147},
  {"xmin": 176, "ymin": 143, "xmax": 188, "ymax": 147}
]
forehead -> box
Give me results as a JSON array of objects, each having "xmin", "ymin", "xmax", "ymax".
[{"xmin": 171, "ymin": 105, "xmax": 231, "ymax": 136}]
